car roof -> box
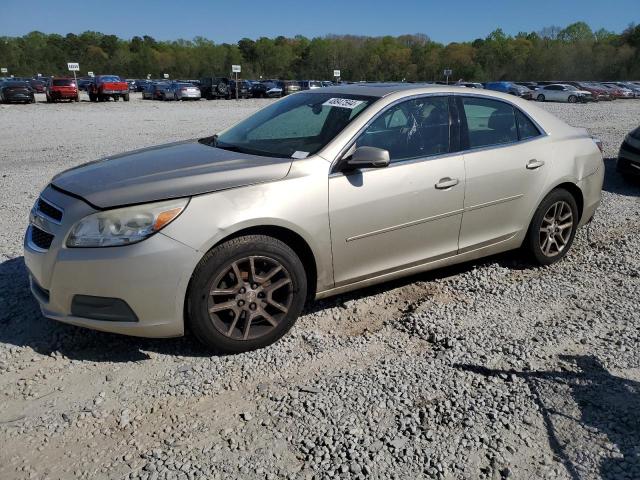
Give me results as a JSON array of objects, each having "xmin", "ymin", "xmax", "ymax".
[{"xmin": 308, "ymin": 82, "xmax": 446, "ymax": 97}]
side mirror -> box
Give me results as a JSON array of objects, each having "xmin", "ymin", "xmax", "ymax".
[{"xmin": 345, "ymin": 146, "xmax": 390, "ymax": 170}]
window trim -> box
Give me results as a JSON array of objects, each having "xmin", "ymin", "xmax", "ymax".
[{"xmin": 330, "ymin": 92, "xmax": 548, "ymax": 174}]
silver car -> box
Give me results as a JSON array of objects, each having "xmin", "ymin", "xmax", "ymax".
[
  {"xmin": 168, "ymin": 82, "xmax": 201, "ymax": 101},
  {"xmin": 24, "ymin": 84, "xmax": 604, "ymax": 353}
]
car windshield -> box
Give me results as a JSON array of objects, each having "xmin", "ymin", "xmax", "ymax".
[
  {"xmin": 99, "ymin": 76, "xmax": 121, "ymax": 82},
  {"xmin": 53, "ymin": 79, "xmax": 74, "ymax": 86},
  {"xmin": 212, "ymin": 92, "xmax": 376, "ymax": 158}
]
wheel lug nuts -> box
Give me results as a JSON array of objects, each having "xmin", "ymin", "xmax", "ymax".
[
  {"xmin": 239, "ymin": 288, "xmax": 245, "ymax": 294},
  {"xmin": 251, "ymin": 283, "xmax": 258, "ymax": 289},
  {"xmin": 249, "ymin": 303, "xmax": 257, "ymax": 310}
]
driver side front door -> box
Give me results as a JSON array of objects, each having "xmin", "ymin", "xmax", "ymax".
[{"xmin": 328, "ymin": 95, "xmax": 465, "ymax": 287}]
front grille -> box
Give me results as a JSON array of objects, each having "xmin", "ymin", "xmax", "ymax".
[
  {"xmin": 31, "ymin": 226, "xmax": 54, "ymax": 250},
  {"xmin": 37, "ymin": 198, "xmax": 63, "ymax": 222}
]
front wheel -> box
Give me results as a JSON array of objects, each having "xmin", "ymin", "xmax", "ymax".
[
  {"xmin": 187, "ymin": 235, "xmax": 307, "ymax": 353},
  {"xmin": 525, "ymin": 189, "xmax": 579, "ymax": 266},
  {"xmin": 568, "ymin": 95, "xmax": 577, "ymax": 103},
  {"xmin": 123, "ymin": 93, "xmax": 130, "ymax": 102},
  {"xmin": 537, "ymin": 94, "xmax": 545, "ymax": 102}
]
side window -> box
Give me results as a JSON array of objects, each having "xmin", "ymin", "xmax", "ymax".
[
  {"xmin": 356, "ymin": 96, "xmax": 450, "ymax": 162},
  {"xmin": 461, "ymin": 97, "xmax": 517, "ymax": 148},
  {"xmin": 515, "ymin": 109, "xmax": 541, "ymax": 140}
]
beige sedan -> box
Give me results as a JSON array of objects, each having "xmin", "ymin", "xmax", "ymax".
[{"xmin": 25, "ymin": 84, "xmax": 604, "ymax": 352}]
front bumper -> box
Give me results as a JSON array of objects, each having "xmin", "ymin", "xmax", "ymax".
[
  {"xmin": 618, "ymin": 139, "xmax": 640, "ymax": 177},
  {"xmin": 24, "ymin": 186, "xmax": 201, "ymax": 338},
  {"xmin": 49, "ymin": 91, "xmax": 77, "ymax": 99}
]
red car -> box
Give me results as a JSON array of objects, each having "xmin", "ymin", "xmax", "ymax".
[
  {"xmin": 87, "ymin": 75, "xmax": 130, "ymax": 102},
  {"xmin": 46, "ymin": 78, "xmax": 79, "ymax": 102}
]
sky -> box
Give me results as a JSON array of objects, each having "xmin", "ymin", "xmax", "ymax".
[{"xmin": 0, "ymin": 0, "xmax": 638, "ymax": 43}]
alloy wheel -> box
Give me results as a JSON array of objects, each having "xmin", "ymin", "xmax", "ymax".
[
  {"xmin": 207, "ymin": 256, "xmax": 293, "ymax": 341},
  {"xmin": 539, "ymin": 201, "xmax": 574, "ymax": 257}
]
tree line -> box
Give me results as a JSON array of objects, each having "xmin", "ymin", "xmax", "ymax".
[{"xmin": 1, "ymin": 22, "xmax": 639, "ymax": 81}]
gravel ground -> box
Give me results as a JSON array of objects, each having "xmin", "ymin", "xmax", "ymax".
[{"xmin": 0, "ymin": 93, "xmax": 639, "ymax": 480}]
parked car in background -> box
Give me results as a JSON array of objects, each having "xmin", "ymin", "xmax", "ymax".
[
  {"xmin": 248, "ymin": 81, "xmax": 267, "ymax": 98},
  {"xmin": 24, "ymin": 84, "xmax": 604, "ymax": 353},
  {"xmin": 261, "ymin": 81, "xmax": 283, "ymax": 98},
  {"xmin": 280, "ymin": 80, "xmax": 301, "ymax": 95},
  {"xmin": 87, "ymin": 75, "xmax": 130, "ymax": 102},
  {"xmin": 456, "ymin": 82, "xmax": 484, "ymax": 89},
  {"xmin": 515, "ymin": 82, "xmax": 538, "ymax": 91},
  {"xmin": 600, "ymin": 83, "xmax": 635, "ymax": 99},
  {"xmin": 0, "ymin": 80, "xmax": 35, "ymax": 103},
  {"xmin": 227, "ymin": 80, "xmax": 252, "ymax": 99},
  {"xmin": 200, "ymin": 77, "xmax": 232, "ymax": 99},
  {"xmin": 322, "ymin": 81, "xmax": 334, "ymax": 87},
  {"xmin": 613, "ymin": 82, "xmax": 640, "ymax": 98},
  {"xmin": 299, "ymin": 80, "xmax": 322, "ymax": 90},
  {"xmin": 29, "ymin": 79, "xmax": 46, "ymax": 93},
  {"xmin": 142, "ymin": 82, "xmax": 170, "ymax": 100},
  {"xmin": 534, "ymin": 84, "xmax": 593, "ymax": 103},
  {"xmin": 77, "ymin": 77, "xmax": 93, "ymax": 92},
  {"xmin": 46, "ymin": 78, "xmax": 79, "ymax": 102},
  {"xmin": 576, "ymin": 82, "xmax": 615, "ymax": 102},
  {"xmin": 135, "ymin": 80, "xmax": 151, "ymax": 92},
  {"xmin": 484, "ymin": 82, "xmax": 533, "ymax": 99},
  {"xmin": 166, "ymin": 82, "xmax": 201, "ymax": 101},
  {"xmin": 617, "ymin": 126, "xmax": 640, "ymax": 180},
  {"xmin": 125, "ymin": 79, "xmax": 137, "ymax": 91}
]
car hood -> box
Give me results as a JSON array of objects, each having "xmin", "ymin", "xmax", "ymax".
[{"xmin": 51, "ymin": 139, "xmax": 293, "ymax": 209}]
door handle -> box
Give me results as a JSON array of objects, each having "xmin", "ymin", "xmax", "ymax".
[
  {"xmin": 435, "ymin": 177, "xmax": 459, "ymax": 190},
  {"xmin": 526, "ymin": 159, "xmax": 545, "ymax": 170}
]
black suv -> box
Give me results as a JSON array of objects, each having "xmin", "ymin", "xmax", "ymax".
[{"xmin": 200, "ymin": 77, "xmax": 232, "ymax": 99}]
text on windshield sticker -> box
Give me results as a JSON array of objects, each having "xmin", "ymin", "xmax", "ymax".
[{"xmin": 322, "ymin": 98, "xmax": 364, "ymax": 109}]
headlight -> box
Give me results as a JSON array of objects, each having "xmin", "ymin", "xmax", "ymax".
[{"xmin": 66, "ymin": 198, "xmax": 188, "ymax": 248}]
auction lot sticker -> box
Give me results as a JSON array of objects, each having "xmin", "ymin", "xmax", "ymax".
[{"xmin": 323, "ymin": 98, "xmax": 364, "ymax": 109}]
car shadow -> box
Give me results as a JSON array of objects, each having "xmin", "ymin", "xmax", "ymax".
[
  {"xmin": 0, "ymin": 256, "xmax": 214, "ymax": 362},
  {"xmin": 456, "ymin": 356, "xmax": 640, "ymax": 480},
  {"xmin": 602, "ymin": 157, "xmax": 639, "ymax": 197}
]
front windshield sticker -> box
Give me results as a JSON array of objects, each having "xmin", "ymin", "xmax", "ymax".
[
  {"xmin": 292, "ymin": 151, "xmax": 309, "ymax": 159},
  {"xmin": 322, "ymin": 98, "xmax": 365, "ymax": 109}
]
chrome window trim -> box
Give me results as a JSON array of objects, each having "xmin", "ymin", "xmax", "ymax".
[
  {"xmin": 329, "ymin": 92, "xmax": 549, "ymax": 175},
  {"xmin": 36, "ymin": 196, "xmax": 65, "ymax": 225}
]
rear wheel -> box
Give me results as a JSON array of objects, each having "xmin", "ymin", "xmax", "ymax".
[
  {"xmin": 123, "ymin": 93, "xmax": 130, "ymax": 102},
  {"xmin": 187, "ymin": 235, "xmax": 307, "ymax": 353},
  {"xmin": 537, "ymin": 94, "xmax": 545, "ymax": 102},
  {"xmin": 525, "ymin": 189, "xmax": 579, "ymax": 266}
]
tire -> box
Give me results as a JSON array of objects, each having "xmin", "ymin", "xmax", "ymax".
[
  {"xmin": 74, "ymin": 95, "xmax": 79, "ymax": 102},
  {"xmin": 123, "ymin": 93, "xmax": 130, "ymax": 102},
  {"xmin": 525, "ymin": 189, "xmax": 579, "ymax": 266},
  {"xmin": 537, "ymin": 94, "xmax": 545, "ymax": 102},
  {"xmin": 216, "ymin": 82, "xmax": 228, "ymax": 96},
  {"xmin": 46, "ymin": 95, "xmax": 51, "ymax": 103},
  {"xmin": 568, "ymin": 95, "xmax": 577, "ymax": 103},
  {"xmin": 187, "ymin": 235, "xmax": 307, "ymax": 353}
]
